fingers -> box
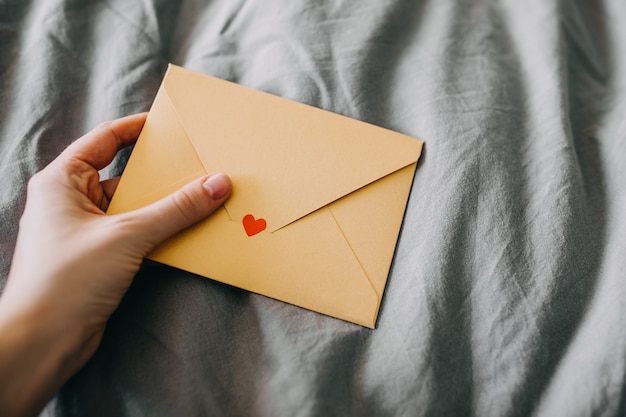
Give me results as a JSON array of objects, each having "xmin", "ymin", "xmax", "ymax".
[
  {"xmin": 96, "ymin": 177, "xmax": 122, "ymax": 211},
  {"xmin": 122, "ymin": 173, "xmax": 232, "ymax": 248},
  {"xmin": 101, "ymin": 177, "xmax": 121, "ymax": 202},
  {"xmin": 61, "ymin": 113, "xmax": 148, "ymax": 171}
]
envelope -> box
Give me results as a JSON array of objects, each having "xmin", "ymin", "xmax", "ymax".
[{"xmin": 107, "ymin": 64, "xmax": 423, "ymax": 328}]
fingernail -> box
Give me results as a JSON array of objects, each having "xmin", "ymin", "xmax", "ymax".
[{"xmin": 203, "ymin": 173, "xmax": 231, "ymax": 200}]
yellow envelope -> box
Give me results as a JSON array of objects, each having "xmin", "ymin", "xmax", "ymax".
[{"xmin": 107, "ymin": 64, "xmax": 423, "ymax": 328}]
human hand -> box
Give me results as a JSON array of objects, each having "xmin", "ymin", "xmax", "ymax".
[{"xmin": 0, "ymin": 113, "xmax": 231, "ymax": 416}]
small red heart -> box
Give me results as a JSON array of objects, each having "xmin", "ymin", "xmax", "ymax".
[{"xmin": 242, "ymin": 214, "xmax": 267, "ymax": 236}]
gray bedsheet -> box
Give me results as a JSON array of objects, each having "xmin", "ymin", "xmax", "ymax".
[{"xmin": 1, "ymin": 1, "xmax": 625, "ymax": 416}]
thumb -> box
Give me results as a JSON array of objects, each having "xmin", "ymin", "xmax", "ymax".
[{"xmin": 122, "ymin": 173, "xmax": 232, "ymax": 249}]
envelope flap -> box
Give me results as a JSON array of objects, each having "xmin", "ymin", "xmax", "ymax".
[{"xmin": 163, "ymin": 65, "xmax": 422, "ymax": 231}]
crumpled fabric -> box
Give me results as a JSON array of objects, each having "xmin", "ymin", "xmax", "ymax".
[{"xmin": 0, "ymin": 1, "xmax": 624, "ymax": 416}]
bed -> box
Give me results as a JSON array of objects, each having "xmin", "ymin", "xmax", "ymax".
[{"xmin": 1, "ymin": 1, "xmax": 625, "ymax": 416}]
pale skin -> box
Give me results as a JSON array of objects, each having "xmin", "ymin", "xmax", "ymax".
[{"xmin": 0, "ymin": 113, "xmax": 232, "ymax": 417}]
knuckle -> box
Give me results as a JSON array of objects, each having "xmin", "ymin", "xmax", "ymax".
[
  {"xmin": 59, "ymin": 156, "xmax": 84, "ymax": 176},
  {"xmin": 96, "ymin": 120, "xmax": 122, "ymax": 145},
  {"xmin": 96, "ymin": 120, "xmax": 114, "ymax": 132},
  {"xmin": 171, "ymin": 188, "xmax": 201, "ymax": 223}
]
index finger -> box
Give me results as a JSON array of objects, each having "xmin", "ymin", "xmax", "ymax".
[{"xmin": 61, "ymin": 113, "xmax": 148, "ymax": 170}]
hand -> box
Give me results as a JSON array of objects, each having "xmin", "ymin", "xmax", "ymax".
[{"xmin": 0, "ymin": 113, "xmax": 232, "ymax": 417}]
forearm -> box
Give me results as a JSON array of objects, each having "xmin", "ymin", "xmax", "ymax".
[{"xmin": 0, "ymin": 293, "xmax": 92, "ymax": 417}]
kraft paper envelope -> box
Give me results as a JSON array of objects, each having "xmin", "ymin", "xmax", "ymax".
[{"xmin": 107, "ymin": 64, "xmax": 423, "ymax": 328}]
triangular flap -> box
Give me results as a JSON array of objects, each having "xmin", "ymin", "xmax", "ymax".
[
  {"xmin": 163, "ymin": 64, "xmax": 423, "ymax": 231},
  {"xmin": 108, "ymin": 81, "xmax": 207, "ymax": 214}
]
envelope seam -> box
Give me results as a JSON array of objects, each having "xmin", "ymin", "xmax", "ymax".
[
  {"xmin": 269, "ymin": 166, "xmax": 419, "ymax": 234},
  {"xmin": 162, "ymin": 85, "xmax": 212, "ymax": 179},
  {"xmin": 327, "ymin": 207, "xmax": 380, "ymax": 301}
]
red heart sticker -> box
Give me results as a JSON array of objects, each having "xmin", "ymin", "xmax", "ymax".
[{"xmin": 242, "ymin": 214, "xmax": 266, "ymax": 236}]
